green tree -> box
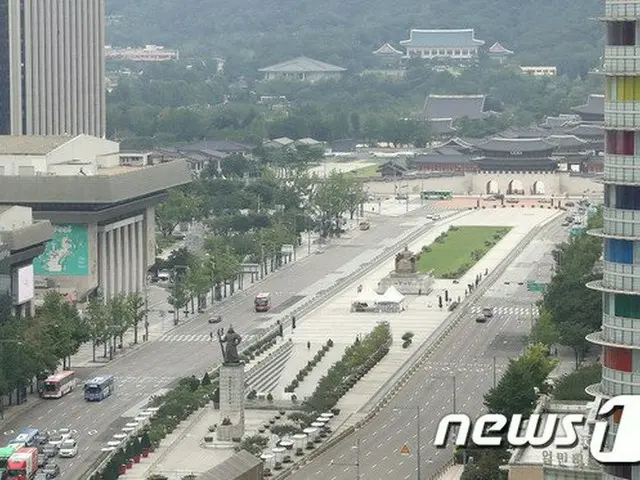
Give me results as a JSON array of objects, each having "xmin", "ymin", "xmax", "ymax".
[
  {"xmin": 552, "ymin": 363, "xmax": 602, "ymax": 401},
  {"xmin": 126, "ymin": 293, "xmax": 147, "ymax": 344},
  {"xmin": 36, "ymin": 291, "xmax": 88, "ymax": 369},
  {"xmin": 155, "ymin": 189, "xmax": 201, "ymax": 238},
  {"xmin": 167, "ymin": 279, "xmax": 189, "ymax": 324},
  {"xmin": 484, "ymin": 344, "xmax": 557, "ymax": 417},
  {"xmin": 85, "ymin": 294, "xmax": 110, "ymax": 360},
  {"xmin": 529, "ymin": 308, "xmax": 559, "ymax": 347}
]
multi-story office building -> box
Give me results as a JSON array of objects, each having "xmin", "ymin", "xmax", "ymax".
[
  {"xmin": 586, "ymin": 1, "xmax": 640, "ymax": 479},
  {"xmin": 0, "ymin": 0, "xmax": 105, "ymax": 137}
]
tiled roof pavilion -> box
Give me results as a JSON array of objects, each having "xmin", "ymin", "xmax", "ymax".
[
  {"xmin": 423, "ymin": 94, "xmax": 487, "ymax": 121},
  {"xmin": 373, "ymin": 43, "xmax": 403, "ymax": 55},
  {"xmin": 258, "ymin": 56, "xmax": 346, "ymax": 73},
  {"xmin": 400, "ymin": 29, "xmax": 485, "ymax": 48}
]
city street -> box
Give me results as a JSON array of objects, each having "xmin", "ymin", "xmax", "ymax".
[
  {"xmin": 290, "ymin": 219, "xmax": 569, "ymax": 479},
  {"xmin": 0, "ymin": 204, "xmax": 453, "ymax": 478}
]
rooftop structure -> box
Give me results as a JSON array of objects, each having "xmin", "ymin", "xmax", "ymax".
[
  {"xmin": 423, "ymin": 94, "xmax": 487, "ymax": 121},
  {"xmin": 488, "ymin": 42, "xmax": 514, "ymax": 64},
  {"xmin": 400, "ymin": 29, "xmax": 485, "ymax": 59},
  {"xmin": 258, "ymin": 56, "xmax": 346, "ymax": 82},
  {"xmin": 505, "ymin": 397, "xmax": 602, "ymax": 480},
  {"xmin": 0, "ymin": 134, "xmax": 191, "ymax": 300},
  {"xmin": 474, "ymin": 137, "xmax": 557, "ymax": 172},
  {"xmin": 105, "ymin": 45, "xmax": 179, "ymax": 62},
  {"xmin": 586, "ymin": 2, "xmax": 640, "ymax": 479},
  {"xmin": 0, "ymin": 205, "xmax": 52, "ymax": 316},
  {"xmin": 571, "ymin": 94, "xmax": 605, "ymax": 122},
  {"xmin": 520, "ymin": 66, "xmax": 558, "ymax": 76},
  {"xmin": 373, "ymin": 43, "xmax": 403, "ymax": 56}
]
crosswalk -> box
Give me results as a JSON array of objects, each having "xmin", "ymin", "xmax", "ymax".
[
  {"xmin": 470, "ymin": 305, "xmax": 537, "ymax": 316},
  {"xmin": 159, "ymin": 333, "xmax": 216, "ymax": 342}
]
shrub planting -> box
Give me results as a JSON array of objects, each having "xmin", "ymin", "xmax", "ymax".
[{"xmin": 285, "ymin": 340, "xmax": 335, "ymax": 393}]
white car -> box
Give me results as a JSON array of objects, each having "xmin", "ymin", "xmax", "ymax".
[{"xmin": 58, "ymin": 439, "xmax": 78, "ymax": 458}]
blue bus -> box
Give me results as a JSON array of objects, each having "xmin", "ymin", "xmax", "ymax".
[
  {"xmin": 84, "ymin": 375, "xmax": 115, "ymax": 401},
  {"xmin": 7, "ymin": 428, "xmax": 39, "ymax": 448}
]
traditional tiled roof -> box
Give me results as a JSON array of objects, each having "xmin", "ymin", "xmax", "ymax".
[
  {"xmin": 296, "ymin": 137, "xmax": 321, "ymax": 145},
  {"xmin": 0, "ymin": 135, "xmax": 73, "ymax": 155},
  {"xmin": 498, "ymin": 126, "xmax": 549, "ymax": 139},
  {"xmin": 373, "ymin": 43, "xmax": 403, "ymax": 55},
  {"xmin": 547, "ymin": 135, "xmax": 589, "ymax": 148},
  {"xmin": 184, "ymin": 140, "xmax": 253, "ymax": 153},
  {"xmin": 488, "ymin": 42, "xmax": 514, "ymax": 55},
  {"xmin": 258, "ymin": 56, "xmax": 346, "ymax": 73},
  {"xmin": 423, "ymin": 95, "xmax": 486, "ymax": 121},
  {"xmin": 428, "ymin": 118, "xmax": 456, "ymax": 135},
  {"xmin": 436, "ymin": 137, "xmax": 475, "ymax": 151},
  {"xmin": 400, "ymin": 29, "xmax": 485, "ymax": 48},
  {"xmin": 565, "ymin": 123, "xmax": 605, "ymax": 137},
  {"xmin": 413, "ymin": 151, "xmax": 471, "ymax": 165},
  {"xmin": 540, "ymin": 114, "xmax": 580, "ymax": 129},
  {"xmin": 272, "ymin": 137, "xmax": 295, "ymax": 146},
  {"xmin": 475, "ymin": 137, "xmax": 556, "ymax": 153},
  {"xmin": 571, "ymin": 94, "xmax": 604, "ymax": 116},
  {"xmin": 379, "ymin": 158, "xmax": 410, "ymax": 171}
]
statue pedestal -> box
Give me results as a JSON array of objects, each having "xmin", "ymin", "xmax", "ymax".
[
  {"xmin": 377, "ymin": 272, "xmax": 434, "ymax": 296},
  {"xmin": 217, "ymin": 363, "xmax": 245, "ymax": 441}
]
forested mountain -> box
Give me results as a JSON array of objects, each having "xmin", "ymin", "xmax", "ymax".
[{"xmin": 106, "ymin": 0, "xmax": 602, "ymax": 77}]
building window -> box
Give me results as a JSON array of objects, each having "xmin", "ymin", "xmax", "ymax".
[
  {"xmin": 607, "ymin": 21, "xmax": 636, "ymax": 46},
  {"xmin": 439, "ymin": 49, "xmax": 445, "ymax": 55},
  {"xmin": 605, "ymin": 239, "xmax": 634, "ymax": 264},
  {"xmin": 606, "ymin": 77, "xmax": 640, "ymax": 101},
  {"xmin": 446, "ymin": 49, "xmax": 453, "ymax": 55},
  {"xmin": 615, "ymin": 185, "xmax": 640, "ymax": 209},
  {"xmin": 604, "ymin": 464, "xmax": 632, "ymax": 479},
  {"xmin": 603, "ymin": 346, "xmax": 632, "ymax": 372},
  {"xmin": 606, "ymin": 130, "xmax": 635, "ymax": 155},
  {"xmin": 615, "ymin": 294, "xmax": 640, "ymax": 319},
  {"xmin": 454, "ymin": 49, "xmax": 460, "ymax": 55}
]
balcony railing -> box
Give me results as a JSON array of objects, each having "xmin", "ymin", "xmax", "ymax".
[
  {"xmin": 604, "ymin": 0, "xmax": 640, "ymax": 19},
  {"xmin": 604, "ymin": 153, "xmax": 640, "ymax": 184},
  {"xmin": 605, "ymin": 46, "xmax": 640, "ymax": 75},
  {"xmin": 603, "ymin": 206, "xmax": 640, "ymax": 237},
  {"xmin": 606, "ymin": 101, "xmax": 640, "ymax": 128},
  {"xmin": 603, "ymin": 260, "xmax": 640, "ymax": 291}
]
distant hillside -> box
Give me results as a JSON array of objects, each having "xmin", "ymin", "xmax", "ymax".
[{"xmin": 106, "ymin": 0, "xmax": 602, "ymax": 76}]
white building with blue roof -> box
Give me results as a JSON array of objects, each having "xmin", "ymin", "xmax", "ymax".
[{"xmin": 399, "ymin": 28, "xmax": 485, "ymax": 59}]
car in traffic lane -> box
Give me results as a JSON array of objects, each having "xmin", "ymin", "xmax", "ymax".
[
  {"xmin": 41, "ymin": 462, "xmax": 60, "ymax": 477},
  {"xmin": 58, "ymin": 439, "xmax": 78, "ymax": 458}
]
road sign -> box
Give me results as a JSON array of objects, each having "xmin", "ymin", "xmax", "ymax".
[
  {"xmin": 527, "ymin": 281, "xmax": 547, "ymax": 293},
  {"xmin": 400, "ymin": 444, "xmax": 410, "ymax": 455}
]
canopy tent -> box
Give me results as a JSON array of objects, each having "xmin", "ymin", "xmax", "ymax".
[
  {"xmin": 377, "ymin": 286, "xmax": 406, "ymax": 312},
  {"xmin": 351, "ymin": 288, "xmax": 382, "ymax": 312}
]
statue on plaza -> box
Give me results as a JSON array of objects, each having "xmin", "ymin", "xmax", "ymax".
[
  {"xmin": 217, "ymin": 326, "xmax": 242, "ymax": 364},
  {"xmin": 395, "ymin": 246, "xmax": 417, "ymax": 274}
]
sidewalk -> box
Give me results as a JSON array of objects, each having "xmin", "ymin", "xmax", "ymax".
[
  {"xmin": 0, "ymin": 230, "xmax": 330, "ymax": 425},
  {"xmin": 124, "ymin": 209, "xmax": 559, "ymax": 476}
]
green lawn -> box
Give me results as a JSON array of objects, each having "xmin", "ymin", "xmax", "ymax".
[
  {"xmin": 349, "ymin": 164, "xmax": 381, "ymax": 177},
  {"xmin": 418, "ymin": 226, "xmax": 511, "ymax": 278}
]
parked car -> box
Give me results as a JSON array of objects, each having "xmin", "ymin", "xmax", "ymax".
[
  {"xmin": 208, "ymin": 315, "xmax": 222, "ymax": 324},
  {"xmin": 506, "ymin": 198, "xmax": 520, "ymax": 204},
  {"xmin": 475, "ymin": 316, "xmax": 487, "ymax": 323},
  {"xmin": 565, "ymin": 201, "xmax": 575, "ymax": 207},
  {"xmin": 482, "ymin": 307, "xmax": 494, "ymax": 318},
  {"xmin": 41, "ymin": 462, "xmax": 60, "ymax": 478},
  {"xmin": 58, "ymin": 439, "xmax": 78, "ymax": 458}
]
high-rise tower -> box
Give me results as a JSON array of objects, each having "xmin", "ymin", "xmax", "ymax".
[
  {"xmin": 586, "ymin": 1, "xmax": 640, "ymax": 478},
  {"xmin": 0, "ymin": 0, "xmax": 106, "ymax": 137}
]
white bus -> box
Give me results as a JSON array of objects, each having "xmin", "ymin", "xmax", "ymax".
[{"xmin": 42, "ymin": 371, "xmax": 76, "ymax": 399}]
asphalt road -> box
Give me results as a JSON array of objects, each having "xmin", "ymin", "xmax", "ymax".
[
  {"xmin": 1, "ymin": 205, "xmax": 451, "ymax": 478},
  {"xmin": 290, "ymin": 219, "xmax": 569, "ymax": 480}
]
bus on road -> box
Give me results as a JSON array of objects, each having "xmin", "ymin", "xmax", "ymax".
[
  {"xmin": 420, "ymin": 190, "xmax": 453, "ymax": 200},
  {"xmin": 254, "ymin": 293, "xmax": 271, "ymax": 312},
  {"xmin": 84, "ymin": 375, "xmax": 115, "ymax": 401},
  {"xmin": 42, "ymin": 371, "xmax": 76, "ymax": 399}
]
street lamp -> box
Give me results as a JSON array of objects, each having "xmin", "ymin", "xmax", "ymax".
[
  {"xmin": 0, "ymin": 339, "xmax": 23, "ymax": 419},
  {"xmin": 329, "ymin": 438, "xmax": 360, "ymax": 479}
]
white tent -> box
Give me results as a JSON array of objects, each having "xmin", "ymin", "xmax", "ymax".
[
  {"xmin": 377, "ymin": 286, "xmax": 406, "ymax": 312},
  {"xmin": 351, "ymin": 288, "xmax": 382, "ymax": 312}
]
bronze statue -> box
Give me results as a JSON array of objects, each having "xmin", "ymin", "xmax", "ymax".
[
  {"xmin": 217, "ymin": 326, "xmax": 243, "ymax": 364},
  {"xmin": 395, "ymin": 246, "xmax": 417, "ymax": 274}
]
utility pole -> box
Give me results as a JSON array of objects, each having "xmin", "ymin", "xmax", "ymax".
[
  {"xmin": 416, "ymin": 405, "xmax": 422, "ymax": 480},
  {"xmin": 493, "ymin": 356, "xmax": 497, "ymax": 388},
  {"xmin": 452, "ymin": 375, "xmax": 457, "ymax": 414}
]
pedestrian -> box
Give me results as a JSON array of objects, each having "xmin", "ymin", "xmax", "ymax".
[
  {"xmin": 209, "ymin": 331, "xmax": 213, "ymax": 341},
  {"xmin": 307, "ymin": 341, "xmax": 311, "ymax": 350}
]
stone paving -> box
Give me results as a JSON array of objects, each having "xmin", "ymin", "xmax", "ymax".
[{"xmin": 130, "ymin": 208, "xmax": 562, "ymax": 476}]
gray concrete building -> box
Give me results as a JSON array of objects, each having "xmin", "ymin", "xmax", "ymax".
[
  {"xmin": 0, "ymin": 0, "xmax": 106, "ymax": 137},
  {"xmin": 0, "ymin": 134, "xmax": 191, "ymax": 301},
  {"xmin": 0, "ymin": 205, "xmax": 53, "ymax": 316}
]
